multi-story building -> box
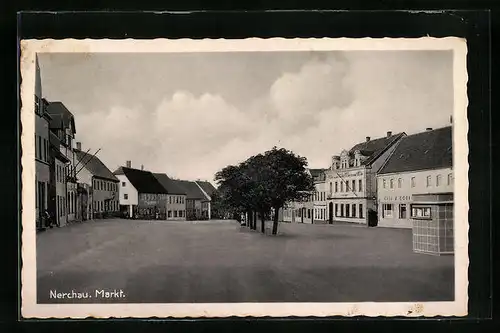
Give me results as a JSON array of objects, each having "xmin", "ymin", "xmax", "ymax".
[
  {"xmin": 48, "ymin": 131, "xmax": 70, "ymax": 227},
  {"xmin": 74, "ymin": 142, "xmax": 120, "ymax": 220},
  {"xmin": 175, "ymin": 180, "xmax": 208, "ymax": 220},
  {"xmin": 153, "ymin": 173, "xmax": 187, "ymax": 220},
  {"xmin": 46, "ymin": 101, "xmax": 78, "ymax": 224},
  {"xmin": 281, "ymin": 169, "xmax": 315, "ymax": 224},
  {"xmin": 325, "ymin": 131, "xmax": 406, "ymax": 225},
  {"xmin": 113, "ymin": 162, "xmax": 168, "ymax": 219},
  {"xmin": 195, "ymin": 180, "xmax": 217, "ymax": 220},
  {"xmin": 311, "ymin": 169, "xmax": 328, "ymax": 224},
  {"xmin": 377, "ymin": 126, "xmax": 453, "ymax": 255},
  {"xmin": 34, "ymin": 57, "xmax": 52, "ymax": 230}
]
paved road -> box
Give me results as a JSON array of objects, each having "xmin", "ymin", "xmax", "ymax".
[{"xmin": 36, "ymin": 219, "xmax": 454, "ymax": 303}]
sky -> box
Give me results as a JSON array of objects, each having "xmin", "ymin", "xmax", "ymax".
[{"xmin": 38, "ymin": 50, "xmax": 453, "ymax": 185}]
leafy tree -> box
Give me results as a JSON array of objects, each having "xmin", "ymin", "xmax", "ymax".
[{"xmin": 215, "ymin": 146, "xmax": 314, "ymax": 235}]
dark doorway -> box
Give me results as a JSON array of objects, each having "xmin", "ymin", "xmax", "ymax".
[
  {"xmin": 328, "ymin": 202, "xmax": 333, "ymax": 224},
  {"xmin": 368, "ymin": 209, "xmax": 378, "ymax": 227},
  {"xmin": 301, "ymin": 208, "xmax": 305, "ymax": 223}
]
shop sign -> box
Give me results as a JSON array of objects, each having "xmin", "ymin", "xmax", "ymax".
[{"xmin": 383, "ymin": 195, "xmax": 411, "ymax": 201}]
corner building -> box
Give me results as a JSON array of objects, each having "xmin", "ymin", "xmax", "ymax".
[
  {"xmin": 325, "ymin": 131, "xmax": 405, "ymax": 225},
  {"xmin": 377, "ymin": 126, "xmax": 453, "ymax": 255}
]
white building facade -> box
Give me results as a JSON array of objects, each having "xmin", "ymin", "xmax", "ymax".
[{"xmin": 325, "ymin": 132, "xmax": 406, "ymax": 226}]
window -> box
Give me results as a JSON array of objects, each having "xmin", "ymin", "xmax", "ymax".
[
  {"xmin": 122, "ymin": 182, "xmax": 126, "ymax": 187},
  {"xmin": 411, "ymin": 177, "xmax": 416, "ymax": 188},
  {"xmin": 383, "ymin": 179, "xmax": 387, "ymax": 188},
  {"xmin": 436, "ymin": 174, "xmax": 442, "ymax": 187},
  {"xmin": 382, "ymin": 204, "xmax": 393, "ymax": 218},
  {"xmin": 359, "ymin": 204, "xmax": 364, "ymax": 218},
  {"xmin": 345, "ymin": 204, "xmax": 350, "ymax": 217},
  {"xmin": 352, "ymin": 180, "xmax": 356, "ymax": 192},
  {"xmin": 447, "ymin": 173, "xmax": 453, "ymax": 185},
  {"xmin": 335, "ymin": 204, "xmax": 339, "ymax": 217},
  {"xmin": 399, "ymin": 204, "xmax": 408, "ymax": 219},
  {"xmin": 124, "ymin": 193, "xmax": 128, "ymax": 200},
  {"xmin": 358, "ymin": 179, "xmax": 362, "ymax": 192},
  {"xmin": 174, "ymin": 211, "xmax": 178, "ymax": 218},
  {"xmin": 35, "ymin": 95, "xmax": 40, "ymax": 115},
  {"xmin": 168, "ymin": 210, "xmax": 172, "ymax": 218},
  {"xmin": 426, "ymin": 175, "xmax": 432, "ymax": 187},
  {"xmin": 329, "ymin": 182, "xmax": 333, "ymax": 195},
  {"xmin": 340, "ymin": 181, "xmax": 344, "ymax": 192},
  {"xmin": 38, "ymin": 136, "xmax": 42, "ymax": 160},
  {"xmin": 398, "ymin": 178, "xmax": 402, "ymax": 188},
  {"xmin": 411, "ymin": 206, "xmax": 432, "ymax": 219},
  {"xmin": 345, "ymin": 181, "xmax": 349, "ymax": 191},
  {"xmin": 335, "ymin": 182, "xmax": 338, "ymax": 192},
  {"xmin": 390, "ymin": 179, "xmax": 394, "ymax": 189},
  {"xmin": 307, "ymin": 209, "xmax": 311, "ymax": 219},
  {"xmin": 340, "ymin": 204, "xmax": 344, "ymax": 217},
  {"xmin": 169, "ymin": 196, "xmax": 172, "ymax": 204},
  {"xmin": 352, "ymin": 204, "xmax": 356, "ymax": 217}
]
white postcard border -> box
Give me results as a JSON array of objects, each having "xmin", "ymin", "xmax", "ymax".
[{"xmin": 20, "ymin": 37, "xmax": 469, "ymax": 318}]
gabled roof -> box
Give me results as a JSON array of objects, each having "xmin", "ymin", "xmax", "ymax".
[
  {"xmin": 379, "ymin": 126, "xmax": 452, "ymax": 174},
  {"xmin": 349, "ymin": 132, "xmax": 406, "ymax": 165},
  {"xmin": 113, "ymin": 166, "xmax": 167, "ymax": 194},
  {"xmin": 195, "ymin": 181, "xmax": 217, "ymax": 198},
  {"xmin": 75, "ymin": 149, "xmax": 119, "ymax": 182},
  {"xmin": 173, "ymin": 180, "xmax": 207, "ymax": 200},
  {"xmin": 46, "ymin": 101, "xmax": 76, "ymax": 134},
  {"xmin": 309, "ymin": 168, "xmax": 327, "ymax": 181},
  {"xmin": 153, "ymin": 173, "xmax": 187, "ymax": 195}
]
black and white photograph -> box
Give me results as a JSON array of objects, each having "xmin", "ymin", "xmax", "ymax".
[{"xmin": 20, "ymin": 38, "xmax": 469, "ymax": 318}]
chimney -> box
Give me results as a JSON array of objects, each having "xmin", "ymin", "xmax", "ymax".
[
  {"xmin": 141, "ymin": 164, "xmax": 144, "ymax": 171},
  {"xmin": 76, "ymin": 142, "xmax": 81, "ymax": 150},
  {"xmin": 126, "ymin": 160, "xmax": 131, "ymax": 168},
  {"xmin": 450, "ymin": 115, "xmax": 453, "ymax": 124},
  {"xmin": 386, "ymin": 131, "xmax": 392, "ymax": 138},
  {"xmin": 366, "ymin": 136, "xmax": 370, "ymax": 142},
  {"xmin": 426, "ymin": 127, "xmax": 433, "ymax": 131}
]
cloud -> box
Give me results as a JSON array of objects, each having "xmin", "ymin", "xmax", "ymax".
[{"xmin": 269, "ymin": 53, "xmax": 352, "ymax": 131}]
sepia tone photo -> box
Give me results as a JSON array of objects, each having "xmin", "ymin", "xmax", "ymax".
[{"xmin": 20, "ymin": 38, "xmax": 469, "ymax": 318}]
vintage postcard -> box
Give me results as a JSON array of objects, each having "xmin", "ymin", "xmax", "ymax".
[{"xmin": 20, "ymin": 37, "xmax": 468, "ymax": 318}]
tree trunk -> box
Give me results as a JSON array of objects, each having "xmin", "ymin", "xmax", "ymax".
[
  {"xmin": 247, "ymin": 211, "xmax": 252, "ymax": 227},
  {"xmin": 272, "ymin": 206, "xmax": 280, "ymax": 235},
  {"xmin": 252, "ymin": 211, "xmax": 257, "ymax": 230},
  {"xmin": 260, "ymin": 212, "xmax": 265, "ymax": 233}
]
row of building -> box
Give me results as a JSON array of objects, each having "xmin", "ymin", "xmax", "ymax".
[
  {"xmin": 280, "ymin": 124, "xmax": 454, "ymax": 255},
  {"xmin": 34, "ymin": 56, "xmax": 216, "ymax": 231}
]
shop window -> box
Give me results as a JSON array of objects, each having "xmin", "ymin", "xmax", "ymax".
[
  {"xmin": 399, "ymin": 204, "xmax": 407, "ymax": 219},
  {"xmin": 436, "ymin": 174, "xmax": 442, "ymax": 186},
  {"xmin": 359, "ymin": 204, "xmax": 364, "ymax": 218},
  {"xmin": 174, "ymin": 210, "xmax": 178, "ymax": 218},
  {"xmin": 345, "ymin": 204, "xmax": 350, "ymax": 217},
  {"xmin": 411, "ymin": 177, "xmax": 416, "ymax": 188},
  {"xmin": 382, "ymin": 204, "xmax": 393, "ymax": 218},
  {"xmin": 340, "ymin": 204, "xmax": 344, "ymax": 217},
  {"xmin": 168, "ymin": 210, "xmax": 172, "ymax": 218},
  {"xmin": 398, "ymin": 178, "xmax": 402, "ymax": 188},
  {"xmin": 426, "ymin": 175, "xmax": 432, "ymax": 187},
  {"xmin": 411, "ymin": 206, "xmax": 432, "ymax": 219},
  {"xmin": 352, "ymin": 204, "xmax": 356, "ymax": 217},
  {"xmin": 335, "ymin": 204, "xmax": 339, "ymax": 217}
]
